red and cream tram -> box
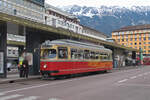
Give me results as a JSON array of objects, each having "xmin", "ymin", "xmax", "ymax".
[{"xmin": 40, "ymin": 39, "xmax": 113, "ymax": 78}]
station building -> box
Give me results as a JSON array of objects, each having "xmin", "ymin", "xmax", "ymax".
[{"xmin": 112, "ymin": 24, "xmax": 150, "ymax": 56}]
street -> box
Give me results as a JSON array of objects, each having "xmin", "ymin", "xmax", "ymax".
[{"xmin": 0, "ymin": 66, "xmax": 150, "ymax": 100}]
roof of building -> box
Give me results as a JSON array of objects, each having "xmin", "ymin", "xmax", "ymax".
[
  {"xmin": 45, "ymin": 3, "xmax": 77, "ymax": 19},
  {"xmin": 81, "ymin": 25, "xmax": 109, "ymax": 38},
  {"xmin": 113, "ymin": 24, "xmax": 150, "ymax": 32}
]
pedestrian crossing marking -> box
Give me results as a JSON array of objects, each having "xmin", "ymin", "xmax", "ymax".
[
  {"xmin": 19, "ymin": 96, "xmax": 39, "ymax": 100},
  {"xmin": 0, "ymin": 94, "xmax": 23, "ymax": 100}
]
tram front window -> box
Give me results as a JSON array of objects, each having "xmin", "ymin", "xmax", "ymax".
[{"xmin": 42, "ymin": 49, "xmax": 56, "ymax": 59}]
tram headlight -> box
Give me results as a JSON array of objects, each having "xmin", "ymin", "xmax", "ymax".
[{"xmin": 43, "ymin": 64, "xmax": 47, "ymax": 68}]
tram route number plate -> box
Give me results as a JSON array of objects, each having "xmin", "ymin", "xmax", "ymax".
[{"xmin": 0, "ymin": 52, "xmax": 4, "ymax": 74}]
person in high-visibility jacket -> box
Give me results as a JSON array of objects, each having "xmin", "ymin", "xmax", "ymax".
[{"xmin": 18, "ymin": 56, "xmax": 24, "ymax": 77}]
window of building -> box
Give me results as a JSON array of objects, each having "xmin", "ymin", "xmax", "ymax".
[
  {"xmin": 130, "ymin": 43, "xmax": 132, "ymax": 45},
  {"xmin": 58, "ymin": 47, "xmax": 68, "ymax": 59},
  {"xmin": 149, "ymin": 46, "xmax": 150, "ymax": 48},
  {"xmin": 144, "ymin": 37, "xmax": 146, "ymax": 40},
  {"xmin": 122, "ymin": 39, "xmax": 124, "ymax": 41},
  {"xmin": 139, "ymin": 42, "xmax": 141, "ymax": 45},
  {"xmin": 144, "ymin": 46, "xmax": 146, "ymax": 49},
  {"xmin": 130, "ymin": 38, "xmax": 132, "ymax": 41},
  {"xmin": 149, "ymin": 42, "xmax": 150, "ymax": 44},
  {"xmin": 139, "ymin": 38, "xmax": 141, "ymax": 41},
  {"xmin": 149, "ymin": 37, "xmax": 150, "ymax": 40},
  {"xmin": 135, "ymin": 38, "xmax": 137, "ymax": 41},
  {"xmin": 135, "ymin": 43, "xmax": 137, "ymax": 45}
]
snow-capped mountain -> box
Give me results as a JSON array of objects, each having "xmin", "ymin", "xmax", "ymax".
[{"xmin": 59, "ymin": 5, "xmax": 150, "ymax": 35}]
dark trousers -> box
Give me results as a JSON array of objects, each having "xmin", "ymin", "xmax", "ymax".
[
  {"xmin": 23, "ymin": 68, "xmax": 29, "ymax": 78},
  {"xmin": 19, "ymin": 67, "xmax": 24, "ymax": 77}
]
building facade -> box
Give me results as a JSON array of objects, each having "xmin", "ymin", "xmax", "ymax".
[{"xmin": 112, "ymin": 24, "xmax": 150, "ymax": 55}]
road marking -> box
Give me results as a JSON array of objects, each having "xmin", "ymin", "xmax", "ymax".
[
  {"xmin": 49, "ymin": 98, "xmax": 61, "ymax": 100},
  {"xmin": 0, "ymin": 93, "xmax": 5, "ymax": 96},
  {"xmin": 138, "ymin": 74, "xmax": 143, "ymax": 77},
  {"xmin": 19, "ymin": 96, "xmax": 39, "ymax": 100},
  {"xmin": 130, "ymin": 76, "xmax": 137, "ymax": 79},
  {"xmin": 143, "ymin": 72, "xmax": 149, "ymax": 75},
  {"xmin": 0, "ymin": 94, "xmax": 23, "ymax": 100},
  {"xmin": 118, "ymin": 79, "xmax": 128, "ymax": 83}
]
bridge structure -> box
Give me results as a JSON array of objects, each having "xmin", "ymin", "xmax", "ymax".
[{"xmin": 0, "ymin": 1, "xmax": 138, "ymax": 78}]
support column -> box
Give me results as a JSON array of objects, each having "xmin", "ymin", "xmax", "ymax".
[
  {"xmin": 26, "ymin": 27, "xmax": 41, "ymax": 75},
  {"xmin": 132, "ymin": 51, "xmax": 136, "ymax": 59},
  {"xmin": 0, "ymin": 21, "xmax": 7, "ymax": 78}
]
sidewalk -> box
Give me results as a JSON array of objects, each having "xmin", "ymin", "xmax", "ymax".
[{"xmin": 0, "ymin": 73, "xmax": 41, "ymax": 84}]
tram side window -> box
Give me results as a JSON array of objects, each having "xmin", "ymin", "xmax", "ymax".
[
  {"xmin": 71, "ymin": 48, "xmax": 78, "ymax": 59},
  {"xmin": 95, "ymin": 52, "xmax": 99, "ymax": 59},
  {"xmin": 78, "ymin": 50, "xmax": 84, "ymax": 59},
  {"xmin": 100, "ymin": 53, "xmax": 108, "ymax": 60},
  {"xmin": 84, "ymin": 50, "xmax": 90, "ymax": 59},
  {"xmin": 90, "ymin": 52, "xmax": 96, "ymax": 59},
  {"xmin": 58, "ymin": 47, "xmax": 68, "ymax": 59},
  {"xmin": 42, "ymin": 49, "xmax": 56, "ymax": 59}
]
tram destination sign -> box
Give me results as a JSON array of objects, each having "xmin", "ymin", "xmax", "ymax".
[
  {"xmin": 30, "ymin": 0, "xmax": 45, "ymax": 6},
  {"xmin": 0, "ymin": 52, "xmax": 4, "ymax": 74}
]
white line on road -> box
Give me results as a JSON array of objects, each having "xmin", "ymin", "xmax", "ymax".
[
  {"xmin": 0, "ymin": 94, "xmax": 23, "ymax": 100},
  {"xmin": 137, "ymin": 74, "xmax": 143, "ymax": 77},
  {"xmin": 19, "ymin": 96, "xmax": 39, "ymax": 100},
  {"xmin": 143, "ymin": 72, "xmax": 149, "ymax": 75},
  {"xmin": 0, "ymin": 93, "xmax": 5, "ymax": 96},
  {"xmin": 118, "ymin": 79, "xmax": 128, "ymax": 83},
  {"xmin": 130, "ymin": 76, "xmax": 137, "ymax": 79},
  {"xmin": 49, "ymin": 98, "xmax": 62, "ymax": 100}
]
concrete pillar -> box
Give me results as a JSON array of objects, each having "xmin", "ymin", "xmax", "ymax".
[
  {"xmin": 0, "ymin": 21, "xmax": 7, "ymax": 78},
  {"xmin": 132, "ymin": 51, "xmax": 136, "ymax": 59},
  {"xmin": 26, "ymin": 27, "xmax": 41, "ymax": 75}
]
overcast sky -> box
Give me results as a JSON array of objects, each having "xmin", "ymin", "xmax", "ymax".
[{"xmin": 45, "ymin": 0, "xmax": 150, "ymax": 7}]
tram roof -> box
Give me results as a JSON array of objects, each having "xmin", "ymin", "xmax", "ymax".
[{"xmin": 42, "ymin": 39, "xmax": 112, "ymax": 53}]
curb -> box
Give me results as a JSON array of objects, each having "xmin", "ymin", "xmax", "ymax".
[{"xmin": 0, "ymin": 76, "xmax": 41, "ymax": 84}]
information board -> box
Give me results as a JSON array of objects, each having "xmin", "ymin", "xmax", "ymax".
[{"xmin": 0, "ymin": 52, "xmax": 4, "ymax": 74}]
